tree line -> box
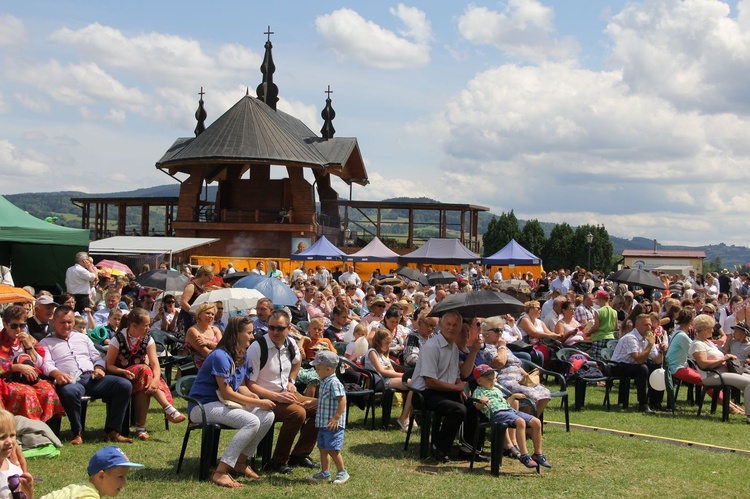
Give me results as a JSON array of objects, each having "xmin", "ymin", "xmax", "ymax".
[{"xmin": 483, "ymin": 210, "xmax": 615, "ymax": 272}]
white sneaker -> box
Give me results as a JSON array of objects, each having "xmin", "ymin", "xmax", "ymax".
[{"xmin": 333, "ymin": 469, "xmax": 349, "ymax": 484}]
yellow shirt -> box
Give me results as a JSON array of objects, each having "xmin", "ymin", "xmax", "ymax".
[{"xmin": 40, "ymin": 482, "xmax": 100, "ymax": 499}]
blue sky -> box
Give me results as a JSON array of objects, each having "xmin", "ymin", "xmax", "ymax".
[{"xmin": 2, "ymin": 1, "xmax": 749, "ymax": 246}]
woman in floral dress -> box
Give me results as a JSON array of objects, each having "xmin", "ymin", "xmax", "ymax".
[{"xmin": 0, "ymin": 305, "xmax": 64, "ymax": 421}]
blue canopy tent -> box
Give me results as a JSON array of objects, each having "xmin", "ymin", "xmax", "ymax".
[
  {"xmin": 482, "ymin": 239, "xmax": 543, "ymax": 277},
  {"xmin": 399, "ymin": 238, "xmax": 480, "ymax": 265},
  {"xmin": 290, "ymin": 235, "xmax": 346, "ymax": 261}
]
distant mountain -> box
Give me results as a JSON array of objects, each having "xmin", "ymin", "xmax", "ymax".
[{"xmin": 5, "ymin": 187, "xmax": 750, "ymax": 267}]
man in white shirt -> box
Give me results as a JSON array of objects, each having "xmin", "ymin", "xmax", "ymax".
[
  {"xmin": 225, "ymin": 262, "xmax": 237, "ymax": 274},
  {"xmin": 251, "ymin": 261, "xmax": 265, "ymax": 275},
  {"xmin": 610, "ymin": 314, "xmax": 665, "ymax": 414},
  {"xmin": 543, "ymin": 296, "xmax": 564, "ymax": 331},
  {"xmin": 493, "ymin": 267, "xmax": 504, "ymax": 281},
  {"xmin": 314, "ymin": 266, "xmax": 330, "ymax": 288},
  {"xmin": 65, "ymin": 252, "xmax": 98, "ymax": 313},
  {"xmin": 41, "ymin": 306, "xmax": 133, "ymax": 445},
  {"xmin": 247, "ymin": 310, "xmax": 318, "ymax": 474},
  {"xmin": 549, "ymin": 269, "xmax": 571, "ymax": 294},
  {"xmin": 338, "ymin": 265, "xmax": 361, "ymax": 287}
]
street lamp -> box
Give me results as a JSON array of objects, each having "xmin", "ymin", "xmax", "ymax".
[
  {"xmin": 586, "ymin": 232, "xmax": 593, "ymax": 270},
  {"xmin": 344, "ymin": 228, "xmax": 351, "ymax": 252}
]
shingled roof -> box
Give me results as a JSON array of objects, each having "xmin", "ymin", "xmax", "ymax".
[{"xmin": 156, "ymin": 95, "xmax": 367, "ymax": 185}]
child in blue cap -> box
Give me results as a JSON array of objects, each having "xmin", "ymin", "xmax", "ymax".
[{"xmin": 40, "ymin": 446, "xmax": 143, "ymax": 498}]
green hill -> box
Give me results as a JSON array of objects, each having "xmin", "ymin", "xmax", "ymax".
[{"xmin": 4, "ymin": 188, "xmax": 749, "ymax": 267}]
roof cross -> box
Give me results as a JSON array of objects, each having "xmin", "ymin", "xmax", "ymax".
[
  {"xmin": 325, "ymin": 85, "xmax": 333, "ymax": 98},
  {"xmin": 264, "ymin": 26, "xmax": 274, "ymax": 41},
  {"xmin": 198, "ymin": 87, "xmax": 205, "ymax": 100}
]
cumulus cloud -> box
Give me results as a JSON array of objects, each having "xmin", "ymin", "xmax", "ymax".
[
  {"xmin": 458, "ymin": 1, "xmax": 579, "ymax": 62},
  {"xmin": 424, "ymin": 0, "xmax": 750, "ymax": 245},
  {"xmin": 315, "ymin": 5, "xmax": 432, "ymax": 68},
  {"xmin": 607, "ymin": 0, "xmax": 750, "ymax": 114},
  {"xmin": 14, "ymin": 93, "xmax": 51, "ymax": 113},
  {"xmin": 0, "ymin": 140, "xmax": 51, "ymax": 176},
  {"xmin": 0, "ymin": 14, "xmax": 27, "ymax": 47}
]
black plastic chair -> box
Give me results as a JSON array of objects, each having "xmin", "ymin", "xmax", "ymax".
[
  {"xmin": 402, "ymin": 386, "xmax": 437, "ymax": 460},
  {"xmin": 337, "ymin": 357, "xmax": 376, "ymax": 428},
  {"xmin": 556, "ymin": 347, "xmax": 610, "ymax": 412},
  {"xmin": 688, "ymin": 360, "xmax": 731, "ymax": 422},
  {"xmin": 174, "ymin": 376, "xmax": 237, "ymax": 481},
  {"xmin": 150, "ymin": 329, "xmax": 194, "ymax": 388},
  {"xmin": 467, "ymin": 396, "xmax": 508, "ymax": 476}
]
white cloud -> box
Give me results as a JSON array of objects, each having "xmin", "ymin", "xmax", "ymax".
[
  {"xmin": 315, "ymin": 5, "xmax": 432, "ymax": 69},
  {"xmin": 607, "ymin": 0, "xmax": 750, "ymax": 113},
  {"xmin": 0, "ymin": 14, "xmax": 27, "ymax": 47},
  {"xmin": 105, "ymin": 109, "xmax": 126, "ymax": 123},
  {"xmin": 278, "ymin": 97, "xmax": 319, "ymax": 132},
  {"xmin": 0, "ymin": 140, "xmax": 51, "ymax": 176},
  {"xmin": 14, "ymin": 93, "xmax": 51, "ymax": 113},
  {"xmin": 458, "ymin": 1, "xmax": 580, "ymax": 62}
]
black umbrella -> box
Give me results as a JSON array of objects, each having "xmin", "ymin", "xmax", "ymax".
[
  {"xmin": 428, "ymin": 291, "xmax": 525, "ymax": 318},
  {"xmin": 606, "ymin": 268, "xmax": 666, "ymax": 290},
  {"xmin": 135, "ymin": 269, "xmax": 190, "ymax": 292},
  {"xmin": 394, "ymin": 266, "xmax": 428, "ymax": 286},
  {"xmin": 222, "ymin": 271, "xmax": 251, "ymax": 285},
  {"xmin": 427, "ymin": 271, "xmax": 457, "ymax": 285}
]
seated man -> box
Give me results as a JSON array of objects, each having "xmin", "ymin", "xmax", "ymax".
[
  {"xmin": 40, "ymin": 306, "xmax": 133, "ymax": 445},
  {"xmin": 92, "ymin": 289, "xmax": 122, "ymax": 327},
  {"xmin": 610, "ymin": 313, "xmax": 665, "ymax": 414},
  {"xmin": 410, "ymin": 311, "xmax": 479, "ymax": 463},
  {"xmin": 247, "ymin": 309, "xmax": 318, "ymax": 474},
  {"xmin": 27, "ymin": 294, "xmax": 58, "ymax": 341}
]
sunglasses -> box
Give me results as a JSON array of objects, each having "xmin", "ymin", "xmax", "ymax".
[
  {"xmin": 8, "ymin": 323, "xmax": 26, "ymax": 330},
  {"xmin": 267, "ymin": 325, "xmax": 288, "ymax": 332},
  {"xmin": 486, "ymin": 327, "xmax": 502, "ymax": 333}
]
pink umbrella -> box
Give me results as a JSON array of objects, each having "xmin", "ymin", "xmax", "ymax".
[{"xmin": 95, "ymin": 259, "xmax": 133, "ymax": 276}]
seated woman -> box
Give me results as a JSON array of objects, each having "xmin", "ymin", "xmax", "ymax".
[
  {"xmin": 152, "ymin": 294, "xmax": 178, "ymax": 332},
  {"xmin": 489, "ymin": 337, "xmax": 551, "ymax": 417},
  {"xmin": 185, "ymin": 302, "xmax": 222, "ymax": 370},
  {"xmin": 516, "ymin": 301, "xmax": 558, "ymax": 366},
  {"xmin": 306, "ymin": 291, "xmax": 331, "ymax": 327},
  {"xmin": 371, "ymin": 305, "xmax": 410, "ymax": 359},
  {"xmin": 482, "ymin": 317, "xmax": 534, "ymax": 365},
  {"xmin": 688, "ymin": 314, "xmax": 750, "ymax": 424},
  {"xmin": 106, "ymin": 308, "xmax": 186, "ymax": 440},
  {"xmin": 188, "ymin": 316, "xmax": 276, "ymax": 488},
  {"xmin": 0, "ymin": 306, "xmax": 64, "ymax": 422},
  {"xmin": 363, "ymin": 329, "xmax": 413, "ymax": 431},
  {"xmin": 554, "ymin": 300, "xmax": 587, "ymax": 347}
]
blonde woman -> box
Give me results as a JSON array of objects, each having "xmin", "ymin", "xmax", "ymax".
[{"xmin": 186, "ymin": 302, "xmax": 222, "ymax": 369}]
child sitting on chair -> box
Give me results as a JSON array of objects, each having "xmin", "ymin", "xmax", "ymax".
[{"xmin": 472, "ymin": 364, "xmax": 552, "ymax": 469}]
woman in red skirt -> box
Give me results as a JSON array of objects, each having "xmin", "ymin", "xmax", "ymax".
[
  {"xmin": 106, "ymin": 307, "xmax": 185, "ymax": 440},
  {"xmin": 0, "ymin": 305, "xmax": 64, "ymax": 421}
]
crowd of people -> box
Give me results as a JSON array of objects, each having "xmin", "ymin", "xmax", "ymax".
[{"xmin": 1, "ymin": 253, "xmax": 749, "ymax": 494}]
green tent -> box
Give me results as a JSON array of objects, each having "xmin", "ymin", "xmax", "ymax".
[{"xmin": 0, "ymin": 195, "xmax": 90, "ymax": 290}]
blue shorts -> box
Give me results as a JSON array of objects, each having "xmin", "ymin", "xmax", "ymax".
[
  {"xmin": 492, "ymin": 409, "xmax": 535, "ymax": 427},
  {"xmin": 317, "ymin": 428, "xmax": 345, "ymax": 451}
]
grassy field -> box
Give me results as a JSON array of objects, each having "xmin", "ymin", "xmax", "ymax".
[{"xmin": 26, "ymin": 385, "xmax": 750, "ymax": 499}]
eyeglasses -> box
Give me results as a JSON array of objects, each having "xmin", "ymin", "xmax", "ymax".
[
  {"xmin": 165, "ymin": 300, "xmax": 175, "ymax": 304},
  {"xmin": 702, "ymin": 310, "xmax": 714, "ymax": 315},
  {"xmin": 267, "ymin": 325, "xmax": 288, "ymax": 332},
  {"xmin": 8, "ymin": 323, "xmax": 26, "ymax": 330},
  {"xmin": 486, "ymin": 328, "xmax": 502, "ymax": 333}
]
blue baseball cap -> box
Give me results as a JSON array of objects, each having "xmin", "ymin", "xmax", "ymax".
[{"xmin": 87, "ymin": 446, "xmax": 144, "ymax": 475}]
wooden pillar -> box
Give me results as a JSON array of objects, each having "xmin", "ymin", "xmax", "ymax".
[
  {"xmin": 460, "ymin": 210, "xmax": 466, "ymax": 245},
  {"xmin": 376, "ymin": 208, "xmax": 382, "ymax": 239},
  {"xmin": 165, "ymin": 203, "xmax": 174, "ymax": 236},
  {"xmin": 141, "ymin": 204, "xmax": 150, "ymax": 236},
  {"xmin": 408, "ymin": 207, "xmax": 414, "ymax": 248},
  {"xmin": 117, "ymin": 204, "xmax": 126, "ymax": 235}
]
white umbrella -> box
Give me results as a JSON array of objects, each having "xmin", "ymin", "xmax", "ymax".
[{"xmin": 190, "ymin": 288, "xmax": 265, "ymax": 314}]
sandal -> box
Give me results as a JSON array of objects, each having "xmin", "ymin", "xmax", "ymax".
[
  {"xmin": 136, "ymin": 430, "xmax": 150, "ymax": 441},
  {"xmin": 211, "ymin": 471, "xmax": 243, "ymax": 489},
  {"xmin": 232, "ymin": 465, "xmax": 261, "ymax": 480},
  {"xmin": 503, "ymin": 445, "xmax": 521, "ymax": 460}
]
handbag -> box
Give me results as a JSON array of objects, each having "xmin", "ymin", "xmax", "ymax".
[
  {"xmin": 520, "ymin": 368, "xmax": 540, "ymax": 387},
  {"xmin": 215, "ymin": 359, "xmax": 244, "ymax": 409}
]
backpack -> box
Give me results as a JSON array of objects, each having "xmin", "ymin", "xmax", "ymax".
[
  {"xmin": 257, "ymin": 336, "xmax": 297, "ymax": 371},
  {"xmin": 568, "ymin": 353, "xmax": 604, "ymax": 379}
]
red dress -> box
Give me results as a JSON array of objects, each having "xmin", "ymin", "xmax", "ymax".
[
  {"xmin": 0, "ymin": 329, "xmax": 65, "ymax": 421},
  {"xmin": 111, "ymin": 331, "xmax": 172, "ymax": 403}
]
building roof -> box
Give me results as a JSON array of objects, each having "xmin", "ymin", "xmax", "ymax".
[
  {"xmin": 156, "ymin": 95, "xmax": 367, "ymax": 185},
  {"xmin": 622, "ymin": 249, "xmax": 706, "ymax": 258},
  {"xmin": 89, "ymin": 236, "xmax": 219, "ymax": 255}
]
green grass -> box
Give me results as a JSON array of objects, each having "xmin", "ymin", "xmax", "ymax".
[{"xmin": 26, "ymin": 385, "xmax": 750, "ymax": 499}]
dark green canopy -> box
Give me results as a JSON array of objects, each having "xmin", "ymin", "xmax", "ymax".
[{"xmin": 0, "ymin": 195, "xmax": 90, "ymax": 290}]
